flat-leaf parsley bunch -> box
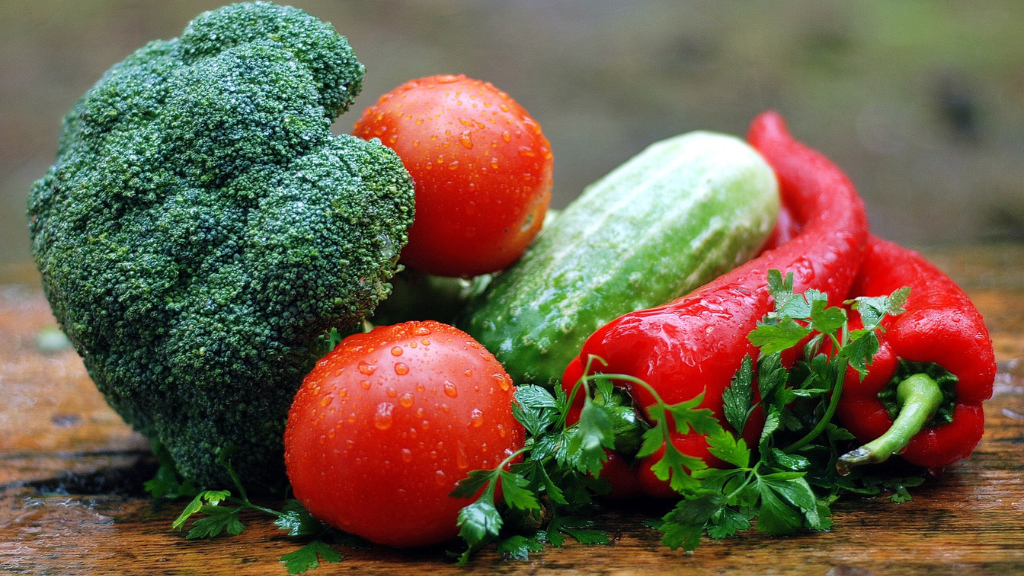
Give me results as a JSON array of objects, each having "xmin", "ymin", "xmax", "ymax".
[{"xmin": 451, "ymin": 269, "xmax": 920, "ymax": 558}]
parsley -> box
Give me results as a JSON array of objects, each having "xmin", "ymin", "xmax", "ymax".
[
  {"xmin": 154, "ymin": 449, "xmax": 348, "ymax": 574},
  {"xmin": 453, "ymin": 268, "xmax": 919, "ymax": 559},
  {"xmin": 650, "ymin": 271, "xmax": 914, "ymax": 549}
]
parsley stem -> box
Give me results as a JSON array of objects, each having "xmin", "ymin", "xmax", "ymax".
[
  {"xmin": 724, "ymin": 468, "xmax": 756, "ymax": 501},
  {"xmin": 781, "ymin": 359, "xmax": 847, "ymax": 454}
]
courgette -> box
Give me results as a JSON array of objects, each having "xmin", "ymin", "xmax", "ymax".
[{"xmin": 459, "ymin": 131, "xmax": 779, "ymax": 386}]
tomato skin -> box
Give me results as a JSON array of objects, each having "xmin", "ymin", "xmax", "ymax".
[
  {"xmin": 352, "ymin": 74, "xmax": 553, "ymax": 278},
  {"xmin": 284, "ymin": 321, "xmax": 523, "ymax": 548}
]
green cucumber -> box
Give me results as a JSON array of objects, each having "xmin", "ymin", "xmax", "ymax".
[{"xmin": 459, "ymin": 130, "xmax": 779, "ymax": 386}]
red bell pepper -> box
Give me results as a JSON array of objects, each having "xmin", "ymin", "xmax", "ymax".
[
  {"xmin": 836, "ymin": 235, "xmax": 996, "ymax": 473},
  {"xmin": 561, "ymin": 111, "xmax": 869, "ymax": 497}
]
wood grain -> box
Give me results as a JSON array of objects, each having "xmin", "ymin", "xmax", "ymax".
[{"xmin": 2, "ymin": 245, "xmax": 1023, "ymax": 576}]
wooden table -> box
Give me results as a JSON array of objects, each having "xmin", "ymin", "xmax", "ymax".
[{"xmin": 2, "ymin": 245, "xmax": 1023, "ymax": 576}]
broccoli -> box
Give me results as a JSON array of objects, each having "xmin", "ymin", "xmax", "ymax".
[{"xmin": 27, "ymin": 2, "xmax": 415, "ymax": 490}]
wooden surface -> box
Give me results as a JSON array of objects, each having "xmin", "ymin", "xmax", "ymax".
[{"xmin": 2, "ymin": 245, "xmax": 1023, "ymax": 576}]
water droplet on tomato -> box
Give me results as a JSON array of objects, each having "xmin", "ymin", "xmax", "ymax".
[
  {"xmin": 500, "ymin": 103, "xmax": 510, "ymax": 112},
  {"xmin": 414, "ymin": 326, "xmax": 431, "ymax": 336},
  {"xmin": 444, "ymin": 380, "xmax": 458, "ymax": 398},
  {"xmin": 498, "ymin": 424, "xmax": 507, "ymax": 438},
  {"xmin": 448, "ymin": 160, "xmax": 460, "ymax": 170},
  {"xmin": 464, "ymin": 369, "xmax": 473, "ymax": 378},
  {"xmin": 441, "ymin": 403, "xmax": 451, "ymax": 414},
  {"xmin": 456, "ymin": 443, "xmax": 470, "ymax": 470},
  {"xmin": 401, "ymin": 448, "xmax": 413, "ymax": 462},
  {"xmin": 395, "ymin": 362, "xmax": 410, "ymax": 375},
  {"xmin": 359, "ymin": 380, "xmax": 371, "ymax": 390},
  {"xmin": 421, "ymin": 338, "xmax": 431, "ymax": 346},
  {"xmin": 519, "ymin": 146, "xmax": 536, "ymax": 158},
  {"xmin": 435, "ymin": 470, "xmax": 447, "ymax": 486},
  {"xmin": 320, "ymin": 395, "xmax": 332, "ymax": 408},
  {"xmin": 386, "ymin": 386, "xmax": 398, "ymax": 398},
  {"xmin": 459, "ymin": 131, "xmax": 473, "ymax": 149},
  {"xmin": 399, "ymin": 393, "xmax": 414, "ymax": 408},
  {"xmin": 358, "ymin": 362, "xmax": 376, "ymax": 375},
  {"xmin": 391, "ymin": 346, "xmax": 403, "ymax": 356},
  {"xmin": 493, "ymin": 372, "xmax": 511, "ymax": 391},
  {"xmin": 469, "ymin": 408, "xmax": 484, "ymax": 428},
  {"xmin": 501, "ymin": 130, "xmax": 512, "ymax": 143},
  {"xmin": 374, "ymin": 402, "xmax": 394, "ymax": 430}
]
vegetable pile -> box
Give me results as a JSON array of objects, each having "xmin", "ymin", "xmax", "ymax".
[{"xmin": 28, "ymin": 1, "xmax": 996, "ymax": 573}]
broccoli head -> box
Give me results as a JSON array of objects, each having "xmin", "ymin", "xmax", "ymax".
[{"xmin": 27, "ymin": 1, "xmax": 415, "ymax": 489}]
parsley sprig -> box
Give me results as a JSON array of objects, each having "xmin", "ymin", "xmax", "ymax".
[
  {"xmin": 448, "ymin": 354, "xmax": 725, "ymax": 561},
  {"xmin": 453, "ymin": 269, "xmax": 917, "ymax": 557},
  {"xmin": 146, "ymin": 446, "xmax": 357, "ymax": 574},
  {"xmin": 650, "ymin": 270, "xmax": 912, "ymax": 549}
]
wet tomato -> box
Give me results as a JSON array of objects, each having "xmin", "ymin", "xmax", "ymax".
[
  {"xmin": 352, "ymin": 74, "xmax": 553, "ymax": 278},
  {"xmin": 284, "ymin": 320, "xmax": 524, "ymax": 548}
]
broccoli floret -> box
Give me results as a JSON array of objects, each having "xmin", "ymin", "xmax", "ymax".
[{"xmin": 27, "ymin": 2, "xmax": 415, "ymax": 490}]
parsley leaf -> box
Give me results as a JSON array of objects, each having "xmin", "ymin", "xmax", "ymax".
[
  {"xmin": 280, "ymin": 540, "xmax": 343, "ymax": 574},
  {"xmin": 496, "ymin": 534, "xmax": 546, "ymax": 560},
  {"xmin": 456, "ymin": 499, "xmax": 504, "ymax": 547},
  {"xmin": 723, "ymin": 355, "xmax": 755, "ymax": 434}
]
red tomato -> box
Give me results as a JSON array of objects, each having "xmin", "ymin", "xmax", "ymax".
[
  {"xmin": 352, "ymin": 74, "xmax": 553, "ymax": 278},
  {"xmin": 284, "ymin": 320, "xmax": 524, "ymax": 548}
]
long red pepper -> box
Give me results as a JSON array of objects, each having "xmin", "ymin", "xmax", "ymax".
[
  {"xmin": 561, "ymin": 111, "xmax": 869, "ymax": 497},
  {"xmin": 836, "ymin": 235, "xmax": 996, "ymax": 473}
]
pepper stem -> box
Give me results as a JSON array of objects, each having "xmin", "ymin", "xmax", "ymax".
[{"xmin": 837, "ymin": 373, "xmax": 943, "ymax": 475}]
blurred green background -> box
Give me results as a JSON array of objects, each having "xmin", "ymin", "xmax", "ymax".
[{"xmin": 2, "ymin": 0, "xmax": 1023, "ymax": 279}]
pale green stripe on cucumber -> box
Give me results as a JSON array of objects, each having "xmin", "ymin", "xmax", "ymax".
[{"xmin": 459, "ymin": 130, "xmax": 780, "ymax": 387}]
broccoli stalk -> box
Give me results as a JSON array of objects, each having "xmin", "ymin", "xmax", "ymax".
[{"xmin": 27, "ymin": 1, "xmax": 415, "ymax": 490}]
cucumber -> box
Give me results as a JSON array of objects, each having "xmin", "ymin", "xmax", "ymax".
[{"xmin": 459, "ymin": 131, "xmax": 779, "ymax": 386}]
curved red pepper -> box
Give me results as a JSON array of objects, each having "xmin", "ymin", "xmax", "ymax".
[
  {"xmin": 561, "ymin": 111, "xmax": 869, "ymax": 497},
  {"xmin": 836, "ymin": 235, "xmax": 996, "ymax": 473}
]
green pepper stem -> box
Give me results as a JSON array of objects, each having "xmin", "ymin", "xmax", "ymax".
[{"xmin": 837, "ymin": 373, "xmax": 943, "ymax": 475}]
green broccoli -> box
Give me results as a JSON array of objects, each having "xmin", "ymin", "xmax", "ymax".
[{"xmin": 27, "ymin": 2, "xmax": 415, "ymax": 490}]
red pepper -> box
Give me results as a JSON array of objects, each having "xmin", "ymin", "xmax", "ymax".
[
  {"xmin": 561, "ymin": 111, "xmax": 869, "ymax": 497},
  {"xmin": 836, "ymin": 235, "xmax": 996, "ymax": 474}
]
